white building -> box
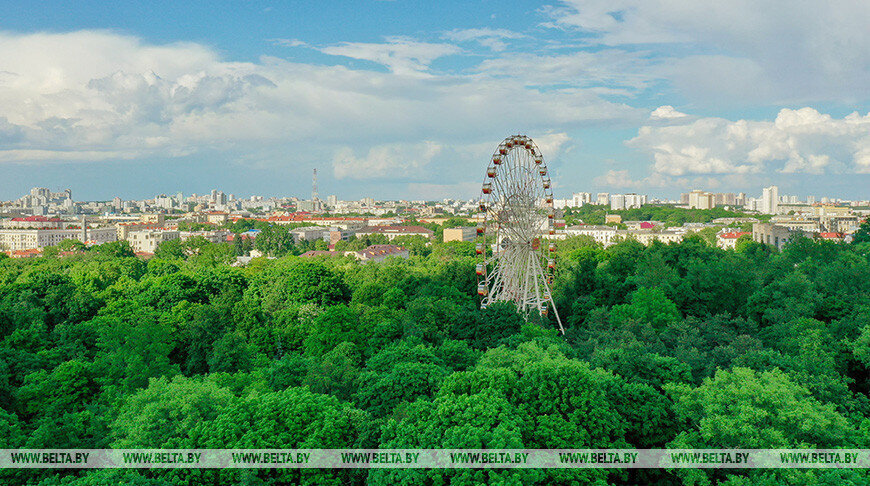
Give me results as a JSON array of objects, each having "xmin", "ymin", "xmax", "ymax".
[
  {"xmin": 761, "ymin": 186, "xmax": 779, "ymax": 215},
  {"xmin": 571, "ymin": 192, "xmax": 592, "ymax": 207},
  {"xmin": 688, "ymin": 190, "xmax": 714, "ymax": 209},
  {"xmin": 716, "ymin": 231, "xmax": 751, "ymax": 250},
  {"xmin": 565, "ymin": 225, "xmax": 618, "ymax": 246},
  {"xmin": 610, "ymin": 194, "xmax": 626, "ymax": 210},
  {"xmin": 0, "ymin": 227, "xmax": 116, "ymax": 251},
  {"xmin": 127, "ymin": 230, "xmax": 181, "ymax": 253},
  {"xmin": 624, "ymin": 193, "xmax": 646, "ymax": 209},
  {"xmin": 290, "ymin": 226, "xmax": 330, "ymax": 242}
]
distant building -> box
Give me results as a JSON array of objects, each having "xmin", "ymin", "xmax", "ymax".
[
  {"xmin": 2, "ymin": 216, "xmax": 64, "ymax": 229},
  {"xmin": 443, "ymin": 227, "xmax": 476, "ymax": 242},
  {"xmin": 610, "ymin": 194, "xmax": 626, "ymax": 210},
  {"xmin": 290, "ymin": 226, "xmax": 330, "ymax": 242},
  {"xmin": 717, "ymin": 231, "xmax": 751, "ymax": 250},
  {"xmin": 818, "ymin": 232, "xmax": 845, "ymax": 242},
  {"xmin": 0, "ymin": 227, "xmax": 116, "ymax": 251},
  {"xmin": 571, "ymin": 192, "xmax": 592, "ymax": 207},
  {"xmin": 206, "ymin": 212, "xmax": 229, "ymax": 225},
  {"xmin": 326, "ymin": 227, "xmax": 357, "ymax": 245},
  {"xmin": 625, "ymin": 229, "xmax": 683, "ymax": 246},
  {"xmin": 297, "ymin": 200, "xmax": 324, "ymax": 212},
  {"xmin": 752, "ymin": 222, "xmax": 809, "ymax": 250},
  {"xmin": 605, "ymin": 214, "xmax": 622, "ymax": 224},
  {"xmin": 624, "ymin": 221, "xmax": 660, "ymax": 230},
  {"xmin": 127, "ymin": 229, "xmax": 180, "ymax": 253},
  {"xmin": 348, "ymin": 244, "xmax": 410, "ymax": 263},
  {"xmin": 355, "ymin": 225, "xmax": 434, "ymax": 240},
  {"xmin": 761, "ymin": 186, "xmax": 779, "ymax": 214},
  {"xmin": 688, "ymin": 190, "xmax": 715, "ymax": 209},
  {"xmin": 565, "ymin": 225, "xmax": 618, "ymax": 246}
]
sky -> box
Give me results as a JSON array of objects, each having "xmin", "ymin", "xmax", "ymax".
[{"xmin": 0, "ymin": 0, "xmax": 869, "ymax": 202}]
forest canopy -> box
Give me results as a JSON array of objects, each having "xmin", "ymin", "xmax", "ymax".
[{"xmin": 1, "ymin": 222, "xmax": 870, "ymax": 485}]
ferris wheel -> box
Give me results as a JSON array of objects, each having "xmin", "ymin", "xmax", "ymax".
[{"xmin": 475, "ymin": 134, "xmax": 564, "ymax": 334}]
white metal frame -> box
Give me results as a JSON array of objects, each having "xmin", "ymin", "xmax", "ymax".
[{"xmin": 476, "ymin": 135, "xmax": 564, "ymax": 334}]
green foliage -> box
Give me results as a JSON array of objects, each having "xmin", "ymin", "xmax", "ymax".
[
  {"xmin": 0, "ymin": 218, "xmax": 868, "ymax": 485},
  {"xmin": 853, "ymin": 220, "xmax": 870, "ymax": 244},
  {"xmin": 610, "ymin": 287, "xmax": 681, "ymax": 329},
  {"xmin": 564, "ymin": 203, "xmax": 758, "ymax": 226},
  {"xmin": 90, "ymin": 240, "xmax": 135, "ymax": 258}
]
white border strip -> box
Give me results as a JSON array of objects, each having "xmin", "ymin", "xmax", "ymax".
[{"xmin": 2, "ymin": 449, "xmax": 869, "ymax": 469}]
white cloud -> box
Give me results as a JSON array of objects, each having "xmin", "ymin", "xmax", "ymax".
[
  {"xmin": 475, "ymin": 49, "xmax": 652, "ymax": 92},
  {"xmin": 543, "ymin": 1, "xmax": 870, "ymax": 103},
  {"xmin": 650, "ymin": 105, "xmax": 687, "ymax": 120},
  {"xmin": 270, "ymin": 38, "xmax": 308, "ymax": 48},
  {"xmin": 532, "ymin": 132, "xmax": 571, "ymax": 160},
  {"xmin": 0, "ymin": 30, "xmax": 639, "ymax": 178},
  {"xmin": 442, "ymin": 28, "xmax": 525, "ymax": 52},
  {"xmin": 318, "ymin": 37, "xmax": 461, "ymax": 75},
  {"xmin": 332, "ymin": 141, "xmax": 442, "ymax": 180},
  {"xmin": 627, "ymin": 108, "xmax": 870, "ymax": 176}
]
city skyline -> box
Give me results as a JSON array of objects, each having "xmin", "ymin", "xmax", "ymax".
[
  {"xmin": 1, "ymin": 1, "xmax": 868, "ymax": 201},
  {"xmin": 3, "ymin": 182, "xmax": 868, "ymax": 208}
]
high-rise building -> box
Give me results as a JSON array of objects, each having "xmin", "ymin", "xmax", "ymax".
[
  {"xmin": 571, "ymin": 192, "xmax": 592, "ymax": 207},
  {"xmin": 624, "ymin": 193, "xmax": 646, "ymax": 209},
  {"xmin": 596, "ymin": 193, "xmax": 609, "ymax": 206},
  {"xmin": 688, "ymin": 190, "xmax": 714, "ymax": 209},
  {"xmin": 761, "ymin": 186, "xmax": 779, "ymax": 214},
  {"xmin": 610, "ymin": 194, "xmax": 626, "ymax": 210}
]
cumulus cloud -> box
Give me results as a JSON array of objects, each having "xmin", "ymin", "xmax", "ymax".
[
  {"xmin": 543, "ymin": 0, "xmax": 870, "ymax": 103},
  {"xmin": 532, "ymin": 132, "xmax": 572, "ymax": 160},
  {"xmin": 0, "ymin": 29, "xmax": 638, "ymax": 180},
  {"xmin": 650, "ymin": 105, "xmax": 688, "ymax": 120},
  {"xmin": 318, "ymin": 37, "xmax": 461, "ymax": 75},
  {"xmin": 332, "ymin": 141, "xmax": 442, "ymax": 179},
  {"xmin": 627, "ymin": 108, "xmax": 870, "ymax": 176}
]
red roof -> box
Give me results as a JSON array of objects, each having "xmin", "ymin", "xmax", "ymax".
[
  {"xmin": 718, "ymin": 231, "xmax": 751, "ymax": 239},
  {"xmin": 639, "ymin": 222, "xmax": 655, "ymax": 229},
  {"xmin": 819, "ymin": 232, "xmax": 845, "ymax": 239},
  {"xmin": 11, "ymin": 216, "xmax": 62, "ymax": 222}
]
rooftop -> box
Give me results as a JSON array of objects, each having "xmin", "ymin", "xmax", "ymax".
[{"xmin": 718, "ymin": 231, "xmax": 751, "ymax": 239}]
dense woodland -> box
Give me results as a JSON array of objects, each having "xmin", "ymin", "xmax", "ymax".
[{"xmin": 1, "ymin": 220, "xmax": 870, "ymax": 485}]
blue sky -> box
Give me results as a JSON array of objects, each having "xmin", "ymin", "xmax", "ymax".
[{"xmin": 0, "ymin": 0, "xmax": 868, "ymax": 201}]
